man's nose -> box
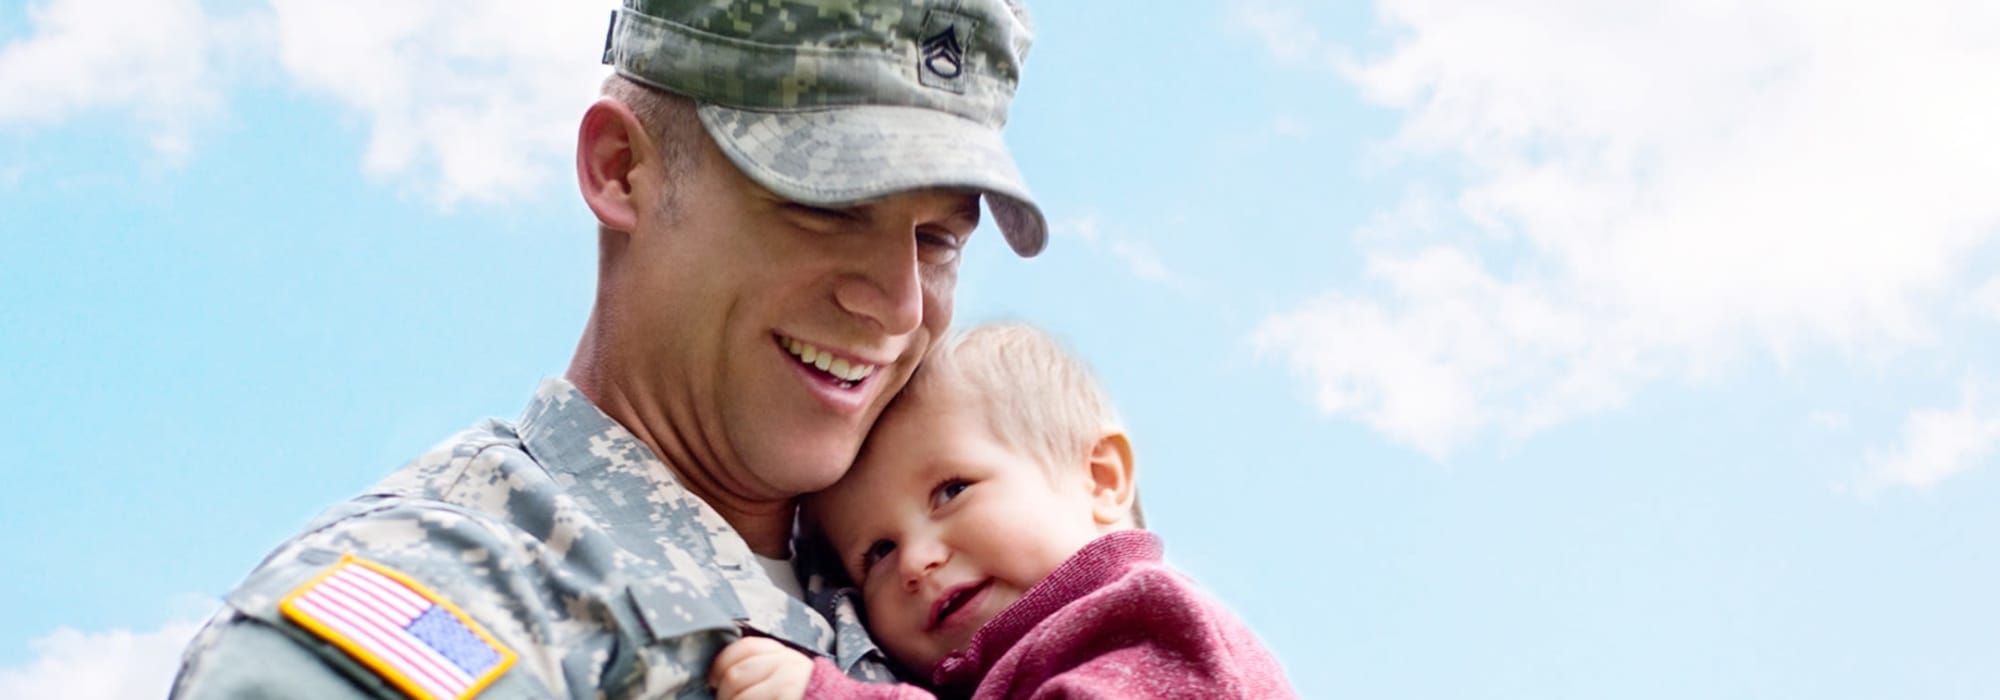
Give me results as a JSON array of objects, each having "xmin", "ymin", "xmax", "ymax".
[{"xmin": 834, "ymin": 229, "xmax": 924, "ymax": 336}]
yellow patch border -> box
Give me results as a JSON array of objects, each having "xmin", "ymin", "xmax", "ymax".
[{"xmin": 278, "ymin": 554, "xmax": 517, "ymax": 700}]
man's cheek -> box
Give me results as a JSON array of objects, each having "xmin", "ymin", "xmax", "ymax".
[{"xmin": 921, "ymin": 268, "xmax": 958, "ymax": 321}]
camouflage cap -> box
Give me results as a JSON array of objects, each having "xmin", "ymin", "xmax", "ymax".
[{"xmin": 603, "ymin": 0, "xmax": 1046, "ymax": 257}]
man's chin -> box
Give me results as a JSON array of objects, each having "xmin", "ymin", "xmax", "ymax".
[{"xmin": 767, "ymin": 448, "xmax": 862, "ymax": 494}]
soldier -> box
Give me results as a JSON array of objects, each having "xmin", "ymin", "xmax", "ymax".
[{"xmin": 171, "ymin": 0, "xmax": 1044, "ymax": 697}]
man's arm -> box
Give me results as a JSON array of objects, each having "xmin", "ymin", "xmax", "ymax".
[
  {"xmin": 174, "ymin": 607, "xmax": 563, "ymax": 699},
  {"xmin": 170, "ymin": 499, "xmax": 574, "ymax": 699},
  {"xmin": 173, "ymin": 610, "xmax": 379, "ymax": 699}
]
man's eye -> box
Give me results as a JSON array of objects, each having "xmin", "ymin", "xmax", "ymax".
[
  {"xmin": 930, "ymin": 479, "xmax": 971, "ymax": 509},
  {"xmin": 860, "ymin": 539, "xmax": 896, "ymax": 574},
  {"xmin": 917, "ymin": 230, "xmax": 962, "ymax": 265}
]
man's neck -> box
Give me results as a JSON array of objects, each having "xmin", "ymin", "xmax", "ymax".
[{"xmin": 566, "ymin": 341, "xmax": 795, "ymax": 558}]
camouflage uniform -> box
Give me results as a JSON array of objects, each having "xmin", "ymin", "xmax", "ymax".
[
  {"xmin": 174, "ymin": 0, "xmax": 1042, "ymax": 696},
  {"xmin": 173, "ymin": 380, "xmax": 891, "ymax": 698}
]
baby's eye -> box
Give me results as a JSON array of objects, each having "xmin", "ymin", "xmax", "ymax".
[
  {"xmin": 930, "ymin": 479, "xmax": 971, "ymax": 509},
  {"xmin": 860, "ymin": 539, "xmax": 896, "ymax": 575}
]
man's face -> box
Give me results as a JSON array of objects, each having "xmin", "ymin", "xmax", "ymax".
[
  {"xmin": 622, "ymin": 135, "xmax": 981, "ymax": 498},
  {"xmin": 812, "ymin": 384, "xmax": 1104, "ymax": 673}
]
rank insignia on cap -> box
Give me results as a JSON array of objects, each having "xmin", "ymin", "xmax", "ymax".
[{"xmin": 279, "ymin": 555, "xmax": 515, "ymax": 700}]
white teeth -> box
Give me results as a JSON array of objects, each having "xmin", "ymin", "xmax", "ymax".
[{"xmin": 782, "ymin": 336, "xmax": 879, "ymax": 383}]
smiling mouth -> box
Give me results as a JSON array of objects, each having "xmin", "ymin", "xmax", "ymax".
[
  {"xmin": 930, "ymin": 580, "xmax": 989, "ymax": 631},
  {"xmin": 776, "ymin": 334, "xmax": 880, "ymax": 389}
]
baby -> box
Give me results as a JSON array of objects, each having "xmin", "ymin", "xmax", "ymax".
[{"xmin": 711, "ymin": 323, "xmax": 1295, "ymax": 699}]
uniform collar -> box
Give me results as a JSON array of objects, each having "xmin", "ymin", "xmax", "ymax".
[{"xmin": 514, "ymin": 378, "xmax": 836, "ymax": 650}]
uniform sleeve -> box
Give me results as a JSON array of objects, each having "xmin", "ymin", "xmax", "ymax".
[
  {"xmin": 804, "ymin": 656, "xmax": 936, "ymax": 700},
  {"xmin": 171, "ymin": 497, "xmax": 621, "ymax": 699},
  {"xmin": 172, "ymin": 609, "xmax": 380, "ymax": 699}
]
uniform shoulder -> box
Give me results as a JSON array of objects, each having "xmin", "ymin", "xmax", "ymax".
[
  {"xmin": 370, "ymin": 417, "xmax": 548, "ymax": 502},
  {"xmin": 199, "ymin": 495, "xmax": 602, "ymax": 699}
]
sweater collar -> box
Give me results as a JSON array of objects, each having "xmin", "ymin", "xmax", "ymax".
[{"xmin": 930, "ymin": 529, "xmax": 1164, "ymax": 689}]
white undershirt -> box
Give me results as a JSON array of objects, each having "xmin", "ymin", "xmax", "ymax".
[{"xmin": 756, "ymin": 554, "xmax": 805, "ymax": 600}]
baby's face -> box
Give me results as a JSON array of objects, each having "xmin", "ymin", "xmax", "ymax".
[{"xmin": 812, "ymin": 384, "xmax": 1105, "ymax": 673}]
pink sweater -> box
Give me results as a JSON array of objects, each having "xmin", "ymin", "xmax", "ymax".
[{"xmin": 805, "ymin": 530, "xmax": 1295, "ymax": 699}]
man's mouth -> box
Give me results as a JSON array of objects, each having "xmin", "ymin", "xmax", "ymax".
[
  {"xmin": 777, "ymin": 334, "xmax": 880, "ymax": 389},
  {"xmin": 929, "ymin": 580, "xmax": 991, "ymax": 631}
]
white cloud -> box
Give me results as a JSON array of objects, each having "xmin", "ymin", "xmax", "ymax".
[
  {"xmin": 1053, "ymin": 215, "xmax": 1184, "ymax": 288},
  {"xmin": 1053, "ymin": 216, "xmax": 1103, "ymax": 244},
  {"xmin": 1108, "ymin": 240, "xmax": 1173, "ymax": 284},
  {"xmin": 0, "ymin": 0, "xmax": 222, "ymax": 161},
  {"xmin": 1230, "ymin": 2, "xmax": 1342, "ymax": 72},
  {"xmin": 1866, "ymin": 379, "xmax": 2000, "ymax": 490},
  {"xmin": 1, "ymin": 0, "xmax": 613, "ymax": 203},
  {"xmin": 1255, "ymin": 247, "xmax": 1617, "ymax": 457},
  {"xmin": 1352, "ymin": 187, "xmax": 1444, "ymax": 245},
  {"xmin": 1246, "ymin": 0, "xmax": 2000, "ymax": 457},
  {"xmin": 265, "ymin": 0, "xmax": 616, "ymax": 205},
  {"xmin": 0, "ymin": 617, "xmax": 208, "ymax": 700},
  {"xmin": 1975, "ymin": 277, "xmax": 2000, "ymax": 322},
  {"xmin": 1809, "ymin": 410, "xmax": 1850, "ymax": 431},
  {"xmin": 1272, "ymin": 113, "xmax": 1310, "ymax": 138}
]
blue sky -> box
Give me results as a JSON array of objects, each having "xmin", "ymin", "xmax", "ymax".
[{"xmin": 6, "ymin": 0, "xmax": 2000, "ymax": 697}]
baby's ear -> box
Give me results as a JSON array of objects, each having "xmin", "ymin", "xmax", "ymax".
[{"xmin": 1085, "ymin": 432, "xmax": 1137, "ymax": 529}]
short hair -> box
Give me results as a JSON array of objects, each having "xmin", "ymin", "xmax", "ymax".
[
  {"xmin": 600, "ymin": 74, "xmax": 706, "ymax": 216},
  {"xmin": 900, "ymin": 323, "xmax": 1145, "ymax": 526}
]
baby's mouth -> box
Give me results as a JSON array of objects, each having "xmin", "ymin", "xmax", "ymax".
[{"xmin": 930, "ymin": 580, "xmax": 991, "ymax": 631}]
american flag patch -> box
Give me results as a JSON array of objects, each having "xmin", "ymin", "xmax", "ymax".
[{"xmin": 280, "ymin": 555, "xmax": 515, "ymax": 700}]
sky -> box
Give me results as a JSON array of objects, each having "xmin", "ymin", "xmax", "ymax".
[{"xmin": 4, "ymin": 0, "xmax": 2000, "ymax": 697}]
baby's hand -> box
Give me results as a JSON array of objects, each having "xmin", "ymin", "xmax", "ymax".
[{"xmin": 710, "ymin": 636, "xmax": 814, "ymax": 700}]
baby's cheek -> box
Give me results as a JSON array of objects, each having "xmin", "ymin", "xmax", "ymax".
[
  {"xmin": 862, "ymin": 590, "xmax": 930, "ymax": 665},
  {"xmin": 861, "ymin": 586, "xmax": 903, "ymax": 636}
]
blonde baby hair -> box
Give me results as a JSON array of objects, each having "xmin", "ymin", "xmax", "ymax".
[{"xmin": 901, "ymin": 322, "xmax": 1144, "ymax": 526}]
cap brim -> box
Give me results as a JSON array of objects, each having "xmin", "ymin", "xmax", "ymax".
[{"xmin": 697, "ymin": 104, "xmax": 1047, "ymax": 258}]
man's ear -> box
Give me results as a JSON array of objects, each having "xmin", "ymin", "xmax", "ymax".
[
  {"xmin": 1085, "ymin": 431, "xmax": 1137, "ymax": 529},
  {"xmin": 576, "ymin": 97, "xmax": 655, "ymax": 233}
]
